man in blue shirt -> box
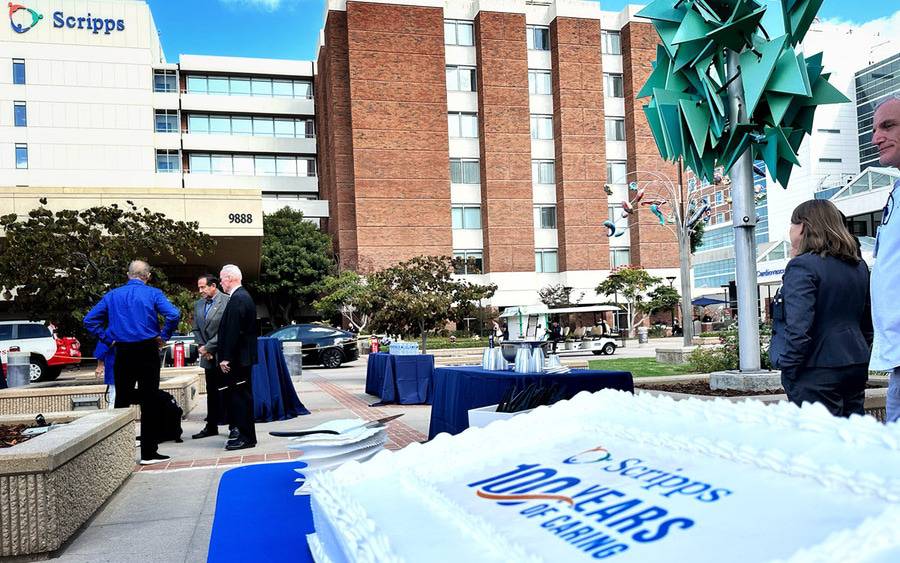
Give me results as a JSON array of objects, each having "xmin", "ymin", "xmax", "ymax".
[
  {"xmin": 870, "ymin": 94, "xmax": 900, "ymax": 423},
  {"xmin": 84, "ymin": 260, "xmax": 181, "ymax": 464}
]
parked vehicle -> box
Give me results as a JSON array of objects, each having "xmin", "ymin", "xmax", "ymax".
[
  {"xmin": 160, "ymin": 334, "xmax": 200, "ymax": 367},
  {"xmin": 0, "ymin": 320, "xmax": 77, "ymax": 382},
  {"xmin": 265, "ymin": 324, "xmax": 359, "ymax": 368}
]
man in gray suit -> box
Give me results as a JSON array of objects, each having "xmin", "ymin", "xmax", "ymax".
[{"xmin": 191, "ymin": 274, "xmax": 229, "ymax": 439}]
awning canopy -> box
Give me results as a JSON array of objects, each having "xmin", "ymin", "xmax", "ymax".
[
  {"xmin": 499, "ymin": 305, "xmax": 549, "ymax": 318},
  {"xmin": 547, "ymin": 305, "xmax": 622, "ymax": 314},
  {"xmin": 692, "ymin": 296, "xmax": 728, "ymax": 307}
]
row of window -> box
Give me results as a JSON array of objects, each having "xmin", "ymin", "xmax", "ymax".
[
  {"xmin": 179, "ymin": 113, "xmax": 315, "ymax": 138},
  {"xmin": 449, "ymin": 158, "xmax": 631, "ymax": 186},
  {"xmin": 188, "ymin": 153, "xmax": 317, "ymax": 176},
  {"xmin": 448, "ymin": 113, "xmax": 624, "ymax": 141},
  {"xmin": 184, "ymin": 75, "xmax": 313, "ymax": 98},
  {"xmin": 450, "ymin": 205, "xmax": 557, "ymax": 230},
  {"xmin": 443, "ymin": 21, "xmax": 622, "ymax": 55},
  {"xmin": 446, "ymin": 64, "xmax": 623, "ymax": 98},
  {"xmin": 453, "ymin": 246, "xmax": 629, "ymax": 275}
]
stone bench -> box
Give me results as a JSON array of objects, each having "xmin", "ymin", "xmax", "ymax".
[{"xmin": 0, "ymin": 409, "xmax": 134, "ymax": 557}]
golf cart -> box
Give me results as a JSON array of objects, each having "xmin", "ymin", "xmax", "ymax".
[{"xmin": 498, "ymin": 304, "xmax": 624, "ymax": 361}]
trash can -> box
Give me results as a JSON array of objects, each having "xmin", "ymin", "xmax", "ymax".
[
  {"xmin": 283, "ymin": 341, "xmax": 303, "ymax": 379},
  {"xmin": 637, "ymin": 327, "xmax": 649, "ymax": 344},
  {"xmin": 7, "ymin": 351, "xmax": 31, "ymax": 387}
]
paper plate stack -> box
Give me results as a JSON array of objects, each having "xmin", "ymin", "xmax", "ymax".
[{"xmin": 286, "ymin": 419, "xmax": 389, "ymax": 494}]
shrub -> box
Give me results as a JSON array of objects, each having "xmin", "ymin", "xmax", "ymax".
[
  {"xmin": 688, "ymin": 324, "xmax": 772, "ymax": 373},
  {"xmin": 649, "ymin": 324, "xmax": 668, "ymax": 338}
]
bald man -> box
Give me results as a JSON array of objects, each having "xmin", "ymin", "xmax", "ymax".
[{"xmin": 870, "ymin": 94, "xmax": 900, "ymax": 423}]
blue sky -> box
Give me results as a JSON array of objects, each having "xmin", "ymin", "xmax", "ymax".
[{"xmin": 148, "ymin": 0, "xmax": 899, "ymax": 62}]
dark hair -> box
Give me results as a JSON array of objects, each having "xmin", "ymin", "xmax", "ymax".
[
  {"xmin": 198, "ymin": 274, "xmax": 219, "ymax": 288},
  {"xmin": 790, "ymin": 200, "xmax": 860, "ymax": 263}
]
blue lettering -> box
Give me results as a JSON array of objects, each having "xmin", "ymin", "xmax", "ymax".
[
  {"xmin": 573, "ymin": 490, "xmax": 626, "ymax": 513},
  {"xmin": 631, "ymin": 517, "xmax": 694, "ymax": 543},
  {"xmin": 603, "ymin": 458, "xmax": 641, "ymax": 473},
  {"xmin": 520, "ymin": 503, "xmax": 549, "ymax": 516},
  {"xmin": 481, "ymin": 469, "xmax": 557, "ymax": 494},
  {"xmin": 642, "ymin": 475, "xmax": 690, "ymax": 492},
  {"xmin": 585, "ymin": 499, "xmax": 642, "ymax": 521},
  {"xmin": 91, "ymin": 18, "xmax": 103, "ymax": 34},
  {"xmin": 608, "ymin": 506, "xmax": 668, "ymax": 534},
  {"xmin": 116, "ymin": 20, "xmax": 124, "ymax": 31},
  {"xmin": 559, "ymin": 525, "xmax": 596, "ymax": 542},
  {"xmin": 52, "ymin": 12, "xmax": 64, "ymax": 27},
  {"xmin": 66, "ymin": 16, "xmax": 76, "ymax": 28},
  {"xmin": 572, "ymin": 484, "xmax": 609, "ymax": 499},
  {"xmin": 540, "ymin": 515, "xmax": 571, "ymax": 529},
  {"xmin": 591, "ymin": 544, "xmax": 629, "ymax": 559},
  {"xmin": 104, "ymin": 19, "xmax": 115, "ymax": 34},
  {"xmin": 503, "ymin": 477, "xmax": 580, "ymax": 496},
  {"xmin": 551, "ymin": 521, "xmax": 581, "ymax": 535},
  {"xmin": 77, "ymin": 17, "xmax": 85, "ymax": 29},
  {"xmin": 698, "ymin": 488, "xmax": 733, "ymax": 503},
  {"xmin": 467, "ymin": 464, "xmax": 539, "ymax": 488},
  {"xmin": 660, "ymin": 482, "xmax": 710, "ymax": 498},
  {"xmin": 575, "ymin": 532, "xmax": 617, "ymax": 550}
]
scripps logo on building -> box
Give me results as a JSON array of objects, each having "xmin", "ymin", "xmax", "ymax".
[{"xmin": 8, "ymin": 2, "xmax": 42, "ymax": 33}]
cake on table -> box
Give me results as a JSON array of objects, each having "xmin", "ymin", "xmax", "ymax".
[{"xmin": 308, "ymin": 390, "xmax": 900, "ymax": 562}]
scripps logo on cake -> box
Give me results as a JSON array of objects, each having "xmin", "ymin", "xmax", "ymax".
[
  {"xmin": 8, "ymin": 3, "xmax": 42, "ymax": 33},
  {"xmin": 465, "ymin": 450, "xmax": 735, "ymax": 559},
  {"xmin": 564, "ymin": 446, "xmax": 612, "ymax": 464}
]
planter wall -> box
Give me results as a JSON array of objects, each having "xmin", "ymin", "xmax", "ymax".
[{"xmin": 0, "ymin": 410, "xmax": 134, "ymax": 557}]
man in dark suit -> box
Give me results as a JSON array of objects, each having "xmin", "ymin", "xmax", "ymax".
[
  {"xmin": 191, "ymin": 274, "xmax": 229, "ymax": 439},
  {"xmin": 217, "ymin": 264, "xmax": 258, "ymax": 450}
]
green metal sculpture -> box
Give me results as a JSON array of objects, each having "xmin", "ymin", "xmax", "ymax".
[{"xmin": 637, "ymin": 0, "xmax": 849, "ymax": 187}]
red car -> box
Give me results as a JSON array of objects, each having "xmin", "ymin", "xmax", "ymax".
[{"xmin": 50, "ymin": 335, "xmax": 82, "ymax": 370}]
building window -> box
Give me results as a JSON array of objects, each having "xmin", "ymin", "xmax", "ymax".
[
  {"xmin": 608, "ymin": 204, "xmax": 623, "ymax": 223},
  {"xmin": 528, "ymin": 70, "xmax": 552, "ymax": 95},
  {"xmin": 15, "ymin": 144, "xmax": 27, "ymax": 169},
  {"xmin": 527, "ymin": 26, "xmax": 550, "ymax": 51},
  {"xmin": 610, "ymin": 248, "xmax": 630, "ymax": 267},
  {"xmin": 450, "ymin": 159, "xmax": 480, "ymax": 184},
  {"xmin": 816, "ymin": 128, "xmax": 840, "ymax": 134},
  {"xmin": 607, "ymin": 160, "xmax": 627, "ymax": 184},
  {"xmin": 451, "ymin": 205, "xmax": 482, "ymax": 229},
  {"xmin": 535, "ymin": 249, "xmax": 559, "ymax": 273},
  {"xmin": 13, "ymin": 101, "xmax": 26, "ymax": 127},
  {"xmin": 12, "ymin": 59, "xmax": 25, "ymax": 85},
  {"xmin": 444, "ymin": 20, "xmax": 474, "ymax": 46},
  {"xmin": 534, "ymin": 206, "xmax": 557, "ymax": 229},
  {"xmin": 446, "ymin": 66, "xmax": 476, "ymax": 92},
  {"xmin": 453, "ymin": 251, "xmax": 483, "ymax": 275},
  {"xmin": 601, "ymin": 30, "xmax": 622, "ymax": 55},
  {"xmin": 186, "ymin": 114, "xmax": 314, "ymax": 138},
  {"xmin": 153, "ymin": 69, "xmax": 177, "ymax": 92},
  {"xmin": 605, "ymin": 118, "xmax": 625, "ymax": 141},
  {"xmin": 603, "ymin": 73, "xmax": 624, "ymax": 98},
  {"xmin": 154, "ymin": 110, "xmax": 178, "ymax": 133},
  {"xmin": 530, "ymin": 114, "xmax": 553, "ymax": 140},
  {"xmin": 715, "ymin": 212, "xmax": 725, "ymax": 224},
  {"xmin": 184, "ymin": 75, "xmax": 312, "ymax": 98},
  {"xmin": 532, "ymin": 160, "xmax": 555, "ymax": 184},
  {"xmin": 448, "ymin": 112, "xmax": 479, "ymax": 138},
  {"xmin": 156, "ymin": 150, "xmax": 179, "ymax": 173},
  {"xmin": 819, "ymin": 157, "xmax": 843, "ymax": 163},
  {"xmin": 715, "ymin": 191, "xmax": 723, "ymax": 205},
  {"xmin": 188, "ymin": 153, "xmax": 315, "ymax": 177}
]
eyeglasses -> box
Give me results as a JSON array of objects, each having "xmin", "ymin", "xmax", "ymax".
[{"xmin": 884, "ymin": 191, "xmax": 895, "ymax": 226}]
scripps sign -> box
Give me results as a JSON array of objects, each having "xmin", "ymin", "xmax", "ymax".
[
  {"xmin": 9, "ymin": 3, "xmax": 125, "ymax": 34},
  {"xmin": 467, "ymin": 446, "xmax": 734, "ymax": 559}
]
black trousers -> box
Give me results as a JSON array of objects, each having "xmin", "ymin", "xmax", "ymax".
[
  {"xmin": 204, "ymin": 367, "xmax": 227, "ymax": 428},
  {"xmin": 114, "ymin": 339, "xmax": 161, "ymax": 459},
  {"xmin": 782, "ymin": 364, "xmax": 868, "ymax": 418},
  {"xmin": 223, "ymin": 365, "xmax": 256, "ymax": 444}
]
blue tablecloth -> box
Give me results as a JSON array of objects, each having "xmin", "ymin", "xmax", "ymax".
[
  {"xmin": 208, "ymin": 460, "xmax": 314, "ymax": 562},
  {"xmin": 365, "ymin": 352, "xmax": 434, "ymax": 405},
  {"xmin": 251, "ymin": 337, "xmax": 310, "ymax": 422},
  {"xmin": 427, "ymin": 366, "xmax": 634, "ymax": 439}
]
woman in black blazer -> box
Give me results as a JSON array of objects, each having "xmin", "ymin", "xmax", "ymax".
[{"xmin": 769, "ymin": 200, "xmax": 873, "ymax": 417}]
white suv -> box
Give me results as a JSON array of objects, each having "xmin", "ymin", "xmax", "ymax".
[{"xmin": 0, "ymin": 321, "xmax": 59, "ymax": 382}]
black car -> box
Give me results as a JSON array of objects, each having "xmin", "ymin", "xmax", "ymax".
[{"xmin": 266, "ymin": 324, "xmax": 359, "ymax": 368}]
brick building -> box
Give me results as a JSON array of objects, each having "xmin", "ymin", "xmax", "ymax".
[{"xmin": 316, "ymin": 0, "xmax": 680, "ymax": 307}]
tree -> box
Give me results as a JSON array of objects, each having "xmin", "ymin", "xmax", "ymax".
[
  {"xmin": 367, "ymin": 255, "xmax": 496, "ymax": 352},
  {"xmin": 595, "ymin": 266, "xmax": 661, "ymax": 336},
  {"xmin": 313, "ymin": 271, "xmax": 373, "ymax": 333},
  {"xmin": 644, "ymin": 285, "xmax": 681, "ymax": 326},
  {"xmin": 538, "ymin": 283, "xmax": 584, "ymax": 309},
  {"xmin": 251, "ymin": 208, "xmax": 335, "ymax": 326},
  {"xmin": 0, "ymin": 202, "xmax": 215, "ymax": 338}
]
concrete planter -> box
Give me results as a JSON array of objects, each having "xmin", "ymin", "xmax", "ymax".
[
  {"xmin": 0, "ymin": 409, "xmax": 134, "ymax": 557},
  {"xmin": 691, "ymin": 336, "xmax": 722, "ymax": 346},
  {"xmin": 655, "ymin": 346, "xmax": 697, "ymax": 365},
  {"xmin": 635, "ymin": 375, "xmax": 889, "ymax": 422},
  {"xmin": 0, "ymin": 373, "xmax": 200, "ymax": 420}
]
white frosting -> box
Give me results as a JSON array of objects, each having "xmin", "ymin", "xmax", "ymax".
[{"xmin": 310, "ymin": 390, "xmax": 900, "ymax": 562}]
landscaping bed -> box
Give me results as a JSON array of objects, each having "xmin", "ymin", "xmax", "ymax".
[
  {"xmin": 638, "ymin": 381, "xmax": 781, "ymax": 397},
  {"xmin": 0, "ymin": 423, "xmax": 33, "ymax": 447}
]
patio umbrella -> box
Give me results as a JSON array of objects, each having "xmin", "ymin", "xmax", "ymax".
[{"xmin": 691, "ymin": 296, "xmax": 727, "ymax": 307}]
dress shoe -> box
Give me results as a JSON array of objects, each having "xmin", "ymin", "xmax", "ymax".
[
  {"xmin": 228, "ymin": 427, "xmax": 239, "ymax": 440},
  {"xmin": 139, "ymin": 454, "xmax": 170, "ymax": 466},
  {"xmin": 192, "ymin": 427, "xmax": 218, "ymax": 440},
  {"xmin": 224, "ymin": 438, "xmax": 256, "ymax": 451}
]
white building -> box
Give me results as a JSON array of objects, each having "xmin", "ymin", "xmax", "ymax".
[{"xmin": 1, "ymin": 0, "xmax": 326, "ymax": 277}]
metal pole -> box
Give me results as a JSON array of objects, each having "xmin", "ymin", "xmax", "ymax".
[
  {"xmin": 726, "ymin": 50, "xmax": 761, "ymax": 371},
  {"xmin": 677, "ymin": 161, "xmax": 694, "ymax": 347}
]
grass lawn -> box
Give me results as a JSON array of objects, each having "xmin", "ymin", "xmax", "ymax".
[{"xmin": 588, "ymin": 357, "xmax": 696, "ymax": 377}]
